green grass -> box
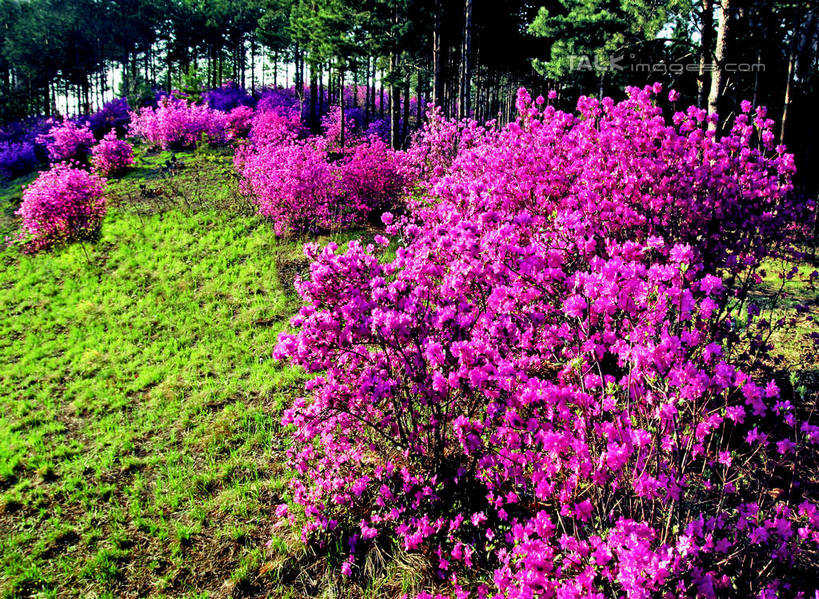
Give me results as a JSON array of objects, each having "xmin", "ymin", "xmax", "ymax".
[
  {"xmin": 0, "ymin": 146, "xmax": 816, "ymax": 598},
  {"xmin": 0, "ymin": 148, "xmax": 370, "ymax": 598}
]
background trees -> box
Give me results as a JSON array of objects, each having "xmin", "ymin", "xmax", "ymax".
[{"xmin": 1, "ymin": 0, "xmax": 817, "ymax": 190}]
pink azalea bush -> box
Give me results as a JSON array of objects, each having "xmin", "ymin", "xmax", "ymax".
[
  {"xmin": 236, "ymin": 137, "xmax": 344, "ymax": 235},
  {"xmin": 128, "ymin": 96, "xmax": 227, "ymax": 149},
  {"xmin": 274, "ymin": 86, "xmax": 818, "ymax": 597},
  {"xmin": 236, "ymin": 105, "xmax": 407, "ymax": 234},
  {"xmin": 90, "ymin": 130, "xmax": 135, "ymax": 176},
  {"xmin": 338, "ymin": 136, "xmax": 407, "ymax": 217},
  {"xmin": 247, "ymin": 105, "xmax": 307, "ymax": 147},
  {"xmin": 321, "ymin": 106, "xmax": 360, "ymax": 149},
  {"xmin": 14, "ymin": 162, "xmax": 106, "ymax": 252},
  {"xmin": 37, "ymin": 119, "xmax": 95, "ymax": 163},
  {"xmin": 225, "ymin": 105, "xmax": 255, "ymax": 140}
]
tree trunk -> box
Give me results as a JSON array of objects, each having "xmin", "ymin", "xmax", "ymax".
[
  {"xmin": 379, "ymin": 68, "xmax": 385, "ymax": 118},
  {"xmin": 432, "ymin": 0, "xmax": 442, "ymax": 109},
  {"xmin": 707, "ymin": 0, "xmax": 731, "ymax": 132},
  {"xmin": 459, "ymin": 0, "xmax": 473, "ymax": 119},
  {"xmin": 402, "ymin": 69, "xmax": 410, "ymax": 142},
  {"xmin": 697, "ymin": 0, "xmax": 713, "ymax": 108},
  {"xmin": 309, "ymin": 63, "xmax": 319, "ymax": 132},
  {"xmin": 339, "ymin": 67, "xmax": 345, "ymax": 149},
  {"xmin": 780, "ymin": 41, "xmax": 794, "ymax": 145},
  {"xmin": 389, "ymin": 53, "xmax": 399, "ymax": 149}
]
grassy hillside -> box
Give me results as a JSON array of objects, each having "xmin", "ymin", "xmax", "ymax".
[
  {"xmin": 0, "ymin": 149, "xmax": 379, "ymax": 598},
  {"xmin": 0, "ymin": 149, "xmax": 816, "ymax": 598}
]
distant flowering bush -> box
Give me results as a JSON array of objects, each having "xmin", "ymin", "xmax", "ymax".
[
  {"xmin": 128, "ymin": 96, "xmax": 227, "ymax": 149},
  {"xmin": 321, "ymin": 106, "xmax": 363, "ymax": 149},
  {"xmin": 236, "ymin": 137, "xmax": 344, "ymax": 235},
  {"xmin": 225, "ymin": 105, "xmax": 255, "ymax": 140},
  {"xmin": 236, "ymin": 107, "xmax": 407, "ymax": 234},
  {"xmin": 256, "ymin": 86, "xmax": 301, "ymax": 113},
  {"xmin": 0, "ymin": 141, "xmax": 38, "ymax": 179},
  {"xmin": 247, "ymin": 106, "xmax": 306, "ymax": 147},
  {"xmin": 202, "ymin": 81, "xmax": 254, "ymax": 112},
  {"xmin": 91, "ymin": 130, "xmax": 135, "ymax": 176},
  {"xmin": 274, "ymin": 85, "xmax": 818, "ymax": 597},
  {"xmin": 37, "ymin": 120, "xmax": 95, "ymax": 163},
  {"xmin": 14, "ymin": 163, "xmax": 106, "ymax": 252},
  {"xmin": 88, "ymin": 98, "xmax": 131, "ymax": 138},
  {"xmin": 338, "ymin": 136, "xmax": 407, "ymax": 216}
]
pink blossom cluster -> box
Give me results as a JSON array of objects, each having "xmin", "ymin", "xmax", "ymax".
[
  {"xmin": 321, "ymin": 106, "xmax": 360, "ymax": 149},
  {"xmin": 14, "ymin": 162, "xmax": 106, "ymax": 252},
  {"xmin": 90, "ymin": 130, "xmax": 135, "ymax": 176},
  {"xmin": 225, "ymin": 105, "xmax": 255, "ymax": 140},
  {"xmin": 235, "ymin": 105, "xmax": 406, "ymax": 235},
  {"xmin": 37, "ymin": 119, "xmax": 95, "ymax": 163},
  {"xmin": 128, "ymin": 96, "xmax": 227, "ymax": 149},
  {"xmin": 274, "ymin": 85, "xmax": 818, "ymax": 597}
]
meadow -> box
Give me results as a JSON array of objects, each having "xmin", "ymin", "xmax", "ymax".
[
  {"xmin": 0, "ymin": 82, "xmax": 818, "ymax": 599},
  {"xmin": 0, "ymin": 147, "xmax": 382, "ymax": 598}
]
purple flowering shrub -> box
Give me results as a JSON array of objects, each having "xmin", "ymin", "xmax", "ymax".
[
  {"xmin": 274, "ymin": 86, "xmax": 818, "ymax": 597},
  {"xmin": 0, "ymin": 141, "xmax": 38, "ymax": 179},
  {"xmin": 37, "ymin": 120, "xmax": 95, "ymax": 163},
  {"xmin": 247, "ymin": 106, "xmax": 306, "ymax": 146},
  {"xmin": 321, "ymin": 106, "xmax": 365, "ymax": 148},
  {"xmin": 235, "ymin": 102, "xmax": 407, "ymax": 234},
  {"xmin": 128, "ymin": 96, "xmax": 227, "ymax": 149},
  {"xmin": 14, "ymin": 163, "xmax": 106, "ymax": 252},
  {"xmin": 202, "ymin": 81, "xmax": 255, "ymax": 112},
  {"xmin": 338, "ymin": 136, "xmax": 407, "ymax": 217},
  {"xmin": 236, "ymin": 137, "xmax": 345, "ymax": 235},
  {"xmin": 88, "ymin": 98, "xmax": 131, "ymax": 138},
  {"xmin": 225, "ymin": 105, "xmax": 256, "ymax": 140},
  {"xmin": 90, "ymin": 130, "xmax": 135, "ymax": 176}
]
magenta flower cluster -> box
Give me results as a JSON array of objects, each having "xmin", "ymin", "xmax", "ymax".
[
  {"xmin": 90, "ymin": 130, "xmax": 135, "ymax": 176},
  {"xmin": 14, "ymin": 162, "xmax": 106, "ymax": 252},
  {"xmin": 128, "ymin": 96, "xmax": 228, "ymax": 149},
  {"xmin": 37, "ymin": 119, "xmax": 95, "ymax": 163},
  {"xmin": 274, "ymin": 85, "xmax": 818, "ymax": 597},
  {"xmin": 235, "ymin": 104, "xmax": 407, "ymax": 235}
]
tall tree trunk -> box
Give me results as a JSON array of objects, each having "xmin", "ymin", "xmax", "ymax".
[
  {"xmin": 780, "ymin": 41, "xmax": 795, "ymax": 145},
  {"xmin": 432, "ymin": 0, "xmax": 442, "ymax": 109},
  {"xmin": 415, "ymin": 66, "xmax": 423, "ymax": 128},
  {"xmin": 250, "ymin": 33, "xmax": 256, "ymax": 91},
  {"xmin": 459, "ymin": 0, "xmax": 473, "ymax": 119},
  {"xmin": 339, "ymin": 67, "xmax": 345, "ymax": 149},
  {"xmin": 319, "ymin": 64, "xmax": 325, "ymax": 117},
  {"xmin": 402, "ymin": 67, "xmax": 410, "ymax": 142},
  {"xmin": 309, "ymin": 63, "xmax": 319, "ymax": 132},
  {"xmin": 707, "ymin": 0, "xmax": 731, "ymax": 132},
  {"xmin": 379, "ymin": 67, "xmax": 385, "ymax": 119},
  {"xmin": 389, "ymin": 53, "xmax": 399, "ymax": 149},
  {"xmin": 697, "ymin": 0, "xmax": 712, "ymax": 108}
]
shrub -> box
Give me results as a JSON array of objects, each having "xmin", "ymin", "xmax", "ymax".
[
  {"xmin": 274, "ymin": 86, "xmax": 817, "ymax": 597},
  {"xmin": 321, "ymin": 106, "xmax": 364, "ymax": 148},
  {"xmin": 225, "ymin": 105, "xmax": 255, "ymax": 140},
  {"xmin": 128, "ymin": 96, "xmax": 227, "ymax": 149},
  {"xmin": 88, "ymin": 98, "xmax": 131, "ymax": 138},
  {"xmin": 202, "ymin": 81, "xmax": 255, "ymax": 112},
  {"xmin": 14, "ymin": 163, "xmax": 106, "ymax": 252},
  {"xmin": 338, "ymin": 136, "xmax": 407, "ymax": 217},
  {"xmin": 91, "ymin": 130, "xmax": 135, "ymax": 176},
  {"xmin": 236, "ymin": 117, "xmax": 406, "ymax": 233},
  {"xmin": 236, "ymin": 137, "xmax": 344, "ymax": 235},
  {"xmin": 0, "ymin": 141, "xmax": 38, "ymax": 179},
  {"xmin": 37, "ymin": 120, "xmax": 95, "ymax": 163},
  {"xmin": 248, "ymin": 105, "xmax": 307, "ymax": 147}
]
